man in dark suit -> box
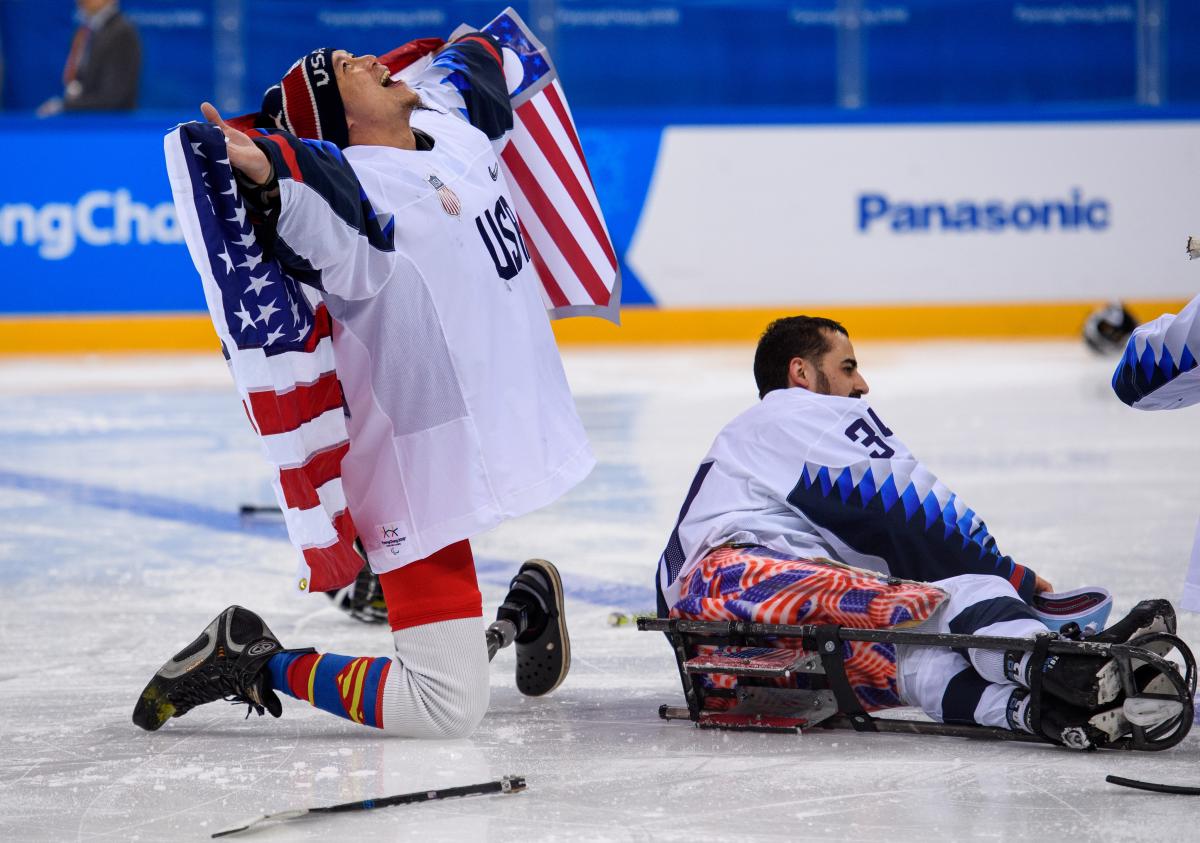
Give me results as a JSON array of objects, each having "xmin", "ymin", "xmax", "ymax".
[{"xmin": 38, "ymin": 0, "xmax": 140, "ymax": 115}]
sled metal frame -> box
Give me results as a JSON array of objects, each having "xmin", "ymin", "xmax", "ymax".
[{"xmin": 638, "ymin": 617, "xmax": 1196, "ymax": 751}]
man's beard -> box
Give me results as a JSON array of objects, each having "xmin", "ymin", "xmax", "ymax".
[
  {"xmin": 394, "ymin": 88, "xmax": 436, "ymax": 116},
  {"xmin": 812, "ymin": 369, "xmax": 831, "ymax": 396},
  {"xmin": 812, "ymin": 368, "xmax": 863, "ymax": 399}
]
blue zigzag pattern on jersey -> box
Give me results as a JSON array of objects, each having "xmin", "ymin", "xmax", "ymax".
[
  {"xmin": 1113, "ymin": 335, "xmax": 1198, "ymax": 406},
  {"xmin": 789, "ymin": 462, "xmax": 1030, "ymax": 594},
  {"xmin": 799, "ymin": 464, "xmax": 1000, "ymax": 560}
]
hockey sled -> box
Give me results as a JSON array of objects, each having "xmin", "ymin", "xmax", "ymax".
[{"xmin": 638, "ymin": 617, "xmax": 1196, "ymax": 751}]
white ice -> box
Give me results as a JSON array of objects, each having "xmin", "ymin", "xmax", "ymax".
[{"xmin": 2, "ymin": 341, "xmax": 1200, "ymax": 841}]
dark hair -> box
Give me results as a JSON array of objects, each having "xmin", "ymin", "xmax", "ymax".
[{"xmin": 753, "ymin": 315, "xmax": 849, "ymax": 399}]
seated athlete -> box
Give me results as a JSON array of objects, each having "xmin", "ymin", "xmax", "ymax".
[{"xmin": 655, "ymin": 315, "xmax": 1175, "ymax": 748}]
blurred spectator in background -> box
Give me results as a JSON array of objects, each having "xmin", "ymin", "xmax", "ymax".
[{"xmin": 37, "ymin": 0, "xmax": 140, "ymax": 116}]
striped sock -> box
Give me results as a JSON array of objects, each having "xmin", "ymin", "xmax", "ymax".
[{"xmin": 267, "ymin": 651, "xmax": 393, "ymax": 728}]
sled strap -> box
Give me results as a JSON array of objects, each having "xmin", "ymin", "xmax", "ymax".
[
  {"xmin": 814, "ymin": 625, "xmax": 877, "ymax": 733},
  {"xmin": 1025, "ymin": 632, "xmax": 1054, "ymax": 736}
]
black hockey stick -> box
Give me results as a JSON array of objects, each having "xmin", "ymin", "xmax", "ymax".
[
  {"xmin": 238, "ymin": 504, "xmax": 282, "ymax": 516},
  {"xmin": 1106, "ymin": 775, "xmax": 1200, "ymax": 795},
  {"xmin": 211, "ymin": 775, "xmax": 527, "ymax": 837}
]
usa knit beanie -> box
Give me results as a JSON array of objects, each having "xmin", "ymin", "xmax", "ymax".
[{"xmin": 256, "ymin": 48, "xmax": 350, "ymax": 148}]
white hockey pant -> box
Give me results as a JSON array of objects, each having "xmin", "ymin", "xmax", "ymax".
[
  {"xmin": 896, "ymin": 574, "xmax": 1048, "ymax": 728},
  {"xmin": 379, "ymin": 616, "xmax": 491, "ymax": 738}
]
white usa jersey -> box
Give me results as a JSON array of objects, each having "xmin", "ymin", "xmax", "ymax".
[
  {"xmin": 167, "ymin": 29, "xmax": 603, "ymax": 591},
  {"xmin": 261, "ymin": 54, "xmax": 592, "ymax": 573},
  {"xmin": 656, "ymin": 387, "xmax": 1037, "ymax": 613},
  {"xmin": 1112, "ymin": 292, "xmax": 1200, "ymax": 410}
]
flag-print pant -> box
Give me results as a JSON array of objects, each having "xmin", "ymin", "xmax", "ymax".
[{"xmin": 671, "ymin": 545, "xmax": 1048, "ymax": 725}]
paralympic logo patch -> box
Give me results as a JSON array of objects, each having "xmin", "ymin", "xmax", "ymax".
[{"xmin": 378, "ymin": 522, "xmax": 408, "ymax": 555}]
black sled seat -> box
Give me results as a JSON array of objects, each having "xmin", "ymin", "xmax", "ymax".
[{"xmin": 638, "ymin": 617, "xmax": 1197, "ymax": 751}]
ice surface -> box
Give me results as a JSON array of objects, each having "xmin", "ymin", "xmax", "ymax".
[{"xmin": 2, "ymin": 342, "xmax": 1200, "ymax": 841}]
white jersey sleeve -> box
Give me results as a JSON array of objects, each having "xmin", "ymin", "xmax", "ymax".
[
  {"xmin": 401, "ymin": 32, "xmax": 513, "ymax": 143},
  {"xmin": 251, "ymin": 133, "xmax": 403, "ymax": 302},
  {"xmin": 1112, "ymin": 292, "xmax": 1200, "ymax": 410},
  {"xmin": 656, "ymin": 388, "xmax": 1038, "ymax": 612}
]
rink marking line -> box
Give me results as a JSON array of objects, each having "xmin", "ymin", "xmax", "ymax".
[
  {"xmin": 0, "ymin": 469, "xmax": 659, "ymax": 609},
  {"xmin": 0, "ymin": 469, "xmax": 289, "ymax": 541}
]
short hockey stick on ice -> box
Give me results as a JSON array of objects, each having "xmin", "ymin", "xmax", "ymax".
[
  {"xmin": 1106, "ymin": 775, "xmax": 1200, "ymax": 795},
  {"xmin": 211, "ymin": 775, "xmax": 527, "ymax": 837}
]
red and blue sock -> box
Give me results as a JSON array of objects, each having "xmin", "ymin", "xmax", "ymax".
[
  {"xmin": 267, "ymin": 651, "xmax": 392, "ymax": 728},
  {"xmin": 264, "ymin": 540, "xmax": 480, "ymax": 729}
]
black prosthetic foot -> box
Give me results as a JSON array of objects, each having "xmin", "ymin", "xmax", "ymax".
[{"xmin": 496, "ymin": 559, "xmax": 571, "ymax": 697}]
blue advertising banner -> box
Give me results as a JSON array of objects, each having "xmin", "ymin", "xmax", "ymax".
[
  {"xmin": 0, "ymin": 116, "xmax": 203, "ymax": 313},
  {"xmin": 0, "ymin": 114, "xmax": 657, "ymax": 314}
]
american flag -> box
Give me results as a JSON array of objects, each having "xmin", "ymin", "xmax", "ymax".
[
  {"xmin": 165, "ymin": 8, "xmax": 618, "ymax": 592},
  {"xmin": 426, "ymin": 174, "xmax": 461, "ymax": 216},
  {"xmin": 165, "ymin": 125, "xmax": 363, "ymax": 592},
  {"xmin": 475, "ymin": 8, "xmax": 622, "ymax": 322},
  {"xmin": 674, "ymin": 546, "xmax": 948, "ymax": 712}
]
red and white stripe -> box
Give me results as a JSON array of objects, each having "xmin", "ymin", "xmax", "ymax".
[
  {"xmin": 280, "ymin": 60, "xmax": 322, "ymax": 141},
  {"xmin": 436, "ymin": 185, "xmax": 462, "ymax": 216},
  {"xmin": 226, "ymin": 302, "xmax": 364, "ymax": 593},
  {"xmin": 500, "ymin": 79, "xmax": 617, "ymax": 311}
]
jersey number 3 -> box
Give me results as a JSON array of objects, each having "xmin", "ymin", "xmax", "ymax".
[{"xmin": 844, "ymin": 409, "xmax": 895, "ymax": 458}]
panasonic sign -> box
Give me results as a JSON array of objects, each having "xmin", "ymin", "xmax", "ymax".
[
  {"xmin": 0, "ymin": 190, "xmax": 183, "ymax": 260},
  {"xmin": 857, "ymin": 188, "xmax": 1110, "ymax": 233}
]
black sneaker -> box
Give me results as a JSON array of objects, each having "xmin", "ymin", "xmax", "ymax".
[
  {"xmin": 326, "ymin": 560, "xmax": 388, "ymax": 625},
  {"xmin": 1006, "ymin": 648, "xmax": 1120, "ymax": 709},
  {"xmin": 497, "ymin": 559, "xmax": 570, "ymax": 697},
  {"xmin": 132, "ymin": 606, "xmax": 307, "ymax": 731}
]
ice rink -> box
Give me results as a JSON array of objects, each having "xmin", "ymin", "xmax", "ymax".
[{"xmin": 3, "ymin": 339, "xmax": 1200, "ymax": 842}]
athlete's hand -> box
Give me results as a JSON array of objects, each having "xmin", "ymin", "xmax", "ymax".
[
  {"xmin": 1034, "ymin": 574, "xmax": 1053, "ymax": 594},
  {"xmin": 200, "ymin": 101, "xmax": 272, "ymax": 185}
]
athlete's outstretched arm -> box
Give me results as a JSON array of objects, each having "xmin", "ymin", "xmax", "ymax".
[
  {"xmin": 200, "ymin": 102, "xmax": 271, "ymax": 183},
  {"xmin": 418, "ymin": 32, "xmax": 513, "ymax": 140},
  {"xmin": 1112, "ymin": 293, "xmax": 1200, "ymax": 410},
  {"xmin": 200, "ymin": 102, "xmax": 398, "ymax": 301}
]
